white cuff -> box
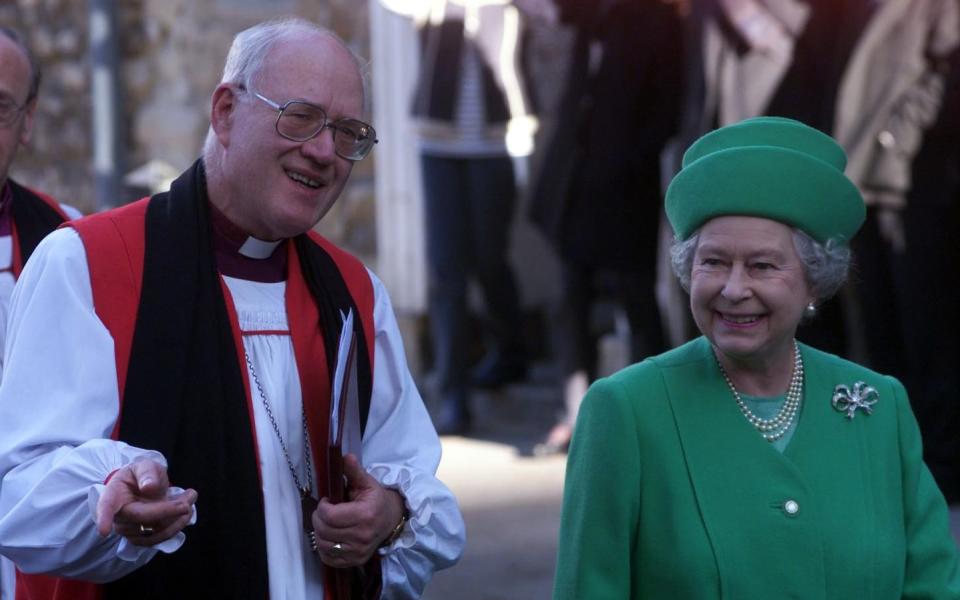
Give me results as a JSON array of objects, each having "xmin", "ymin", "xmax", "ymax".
[{"xmin": 85, "ymin": 485, "xmax": 198, "ymax": 560}]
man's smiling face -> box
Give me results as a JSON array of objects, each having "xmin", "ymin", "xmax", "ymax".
[{"xmin": 215, "ymin": 31, "xmax": 363, "ymax": 240}]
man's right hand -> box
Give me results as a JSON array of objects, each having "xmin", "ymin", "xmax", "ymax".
[{"xmin": 94, "ymin": 459, "xmax": 198, "ymax": 547}]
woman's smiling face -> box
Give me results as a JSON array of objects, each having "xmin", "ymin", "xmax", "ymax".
[{"xmin": 689, "ymin": 216, "xmax": 813, "ymax": 367}]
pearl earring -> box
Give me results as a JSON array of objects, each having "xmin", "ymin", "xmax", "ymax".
[{"xmin": 803, "ymin": 301, "xmax": 817, "ymax": 319}]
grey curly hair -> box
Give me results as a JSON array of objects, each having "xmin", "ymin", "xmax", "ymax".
[{"xmin": 670, "ymin": 227, "xmax": 852, "ymax": 302}]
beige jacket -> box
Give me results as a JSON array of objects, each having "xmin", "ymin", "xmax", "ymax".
[
  {"xmin": 705, "ymin": 0, "xmax": 960, "ymax": 208},
  {"xmin": 834, "ymin": 0, "xmax": 959, "ymax": 207}
]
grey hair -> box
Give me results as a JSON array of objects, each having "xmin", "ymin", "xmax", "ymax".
[
  {"xmin": 222, "ymin": 18, "xmax": 365, "ymax": 92},
  {"xmin": 670, "ymin": 227, "xmax": 852, "ymax": 301},
  {"xmin": 791, "ymin": 229, "xmax": 851, "ymax": 300},
  {"xmin": 670, "ymin": 234, "xmax": 700, "ymax": 293},
  {"xmin": 202, "ymin": 17, "xmax": 371, "ymax": 159},
  {"xmin": 0, "ymin": 27, "xmax": 41, "ymax": 104}
]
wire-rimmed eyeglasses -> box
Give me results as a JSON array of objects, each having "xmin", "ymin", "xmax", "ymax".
[{"xmin": 251, "ymin": 90, "xmax": 378, "ymax": 161}]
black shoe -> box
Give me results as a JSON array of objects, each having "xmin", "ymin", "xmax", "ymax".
[{"xmin": 469, "ymin": 353, "xmax": 528, "ymax": 389}]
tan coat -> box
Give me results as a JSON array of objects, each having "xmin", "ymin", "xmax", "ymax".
[
  {"xmin": 834, "ymin": 0, "xmax": 960, "ymax": 207},
  {"xmin": 704, "ymin": 0, "xmax": 960, "ymax": 207}
]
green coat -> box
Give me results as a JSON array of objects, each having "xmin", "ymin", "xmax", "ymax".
[{"xmin": 555, "ymin": 337, "xmax": 960, "ymax": 599}]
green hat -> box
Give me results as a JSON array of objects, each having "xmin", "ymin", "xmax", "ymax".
[{"xmin": 665, "ymin": 116, "xmax": 865, "ymax": 244}]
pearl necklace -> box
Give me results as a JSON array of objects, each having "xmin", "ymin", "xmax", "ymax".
[{"xmin": 715, "ymin": 340, "xmax": 804, "ymax": 442}]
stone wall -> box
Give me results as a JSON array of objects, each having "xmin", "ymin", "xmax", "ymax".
[{"xmin": 0, "ymin": 0, "xmax": 375, "ymax": 260}]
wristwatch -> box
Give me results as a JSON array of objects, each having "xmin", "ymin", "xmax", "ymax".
[{"xmin": 379, "ymin": 511, "xmax": 408, "ymax": 548}]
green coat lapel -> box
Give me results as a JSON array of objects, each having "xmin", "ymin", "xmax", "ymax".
[
  {"xmin": 783, "ymin": 344, "xmax": 888, "ymax": 598},
  {"xmin": 661, "ymin": 338, "xmax": 827, "ymax": 599},
  {"xmin": 787, "ymin": 344, "xmax": 881, "ymax": 534},
  {"xmin": 784, "ymin": 342, "xmax": 873, "ymax": 460}
]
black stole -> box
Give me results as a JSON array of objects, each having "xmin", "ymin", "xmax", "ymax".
[
  {"xmin": 104, "ymin": 160, "xmax": 373, "ymax": 598},
  {"xmin": 7, "ymin": 179, "xmax": 69, "ymax": 271}
]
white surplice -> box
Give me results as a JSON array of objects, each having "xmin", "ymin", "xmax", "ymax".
[
  {"xmin": 0, "ymin": 228, "xmax": 465, "ymax": 600},
  {"xmin": 0, "ymin": 202, "xmax": 83, "ymax": 600}
]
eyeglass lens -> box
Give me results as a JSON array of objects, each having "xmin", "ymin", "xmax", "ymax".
[{"xmin": 277, "ymin": 101, "xmax": 376, "ymax": 159}]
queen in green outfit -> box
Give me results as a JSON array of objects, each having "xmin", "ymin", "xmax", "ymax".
[{"xmin": 554, "ymin": 117, "xmax": 960, "ymax": 599}]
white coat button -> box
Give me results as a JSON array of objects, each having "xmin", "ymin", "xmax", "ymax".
[{"xmin": 784, "ymin": 500, "xmax": 799, "ymax": 515}]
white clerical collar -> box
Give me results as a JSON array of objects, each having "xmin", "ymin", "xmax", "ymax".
[{"xmin": 238, "ymin": 236, "xmax": 283, "ymax": 259}]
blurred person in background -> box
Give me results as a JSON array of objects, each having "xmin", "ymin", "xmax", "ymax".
[
  {"xmin": 0, "ymin": 27, "xmax": 81, "ymax": 356},
  {"xmin": 382, "ymin": 0, "xmax": 537, "ymax": 436},
  {"xmin": 526, "ymin": 0, "xmax": 685, "ymax": 455},
  {"xmin": 0, "ymin": 25, "xmax": 81, "ymax": 600},
  {"xmin": 847, "ymin": 14, "xmax": 960, "ymax": 505},
  {"xmin": 555, "ymin": 117, "xmax": 960, "ymax": 598}
]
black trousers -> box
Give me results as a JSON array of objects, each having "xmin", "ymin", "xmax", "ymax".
[
  {"xmin": 554, "ymin": 262, "xmax": 666, "ymax": 383},
  {"xmin": 421, "ymin": 154, "xmax": 525, "ymax": 403}
]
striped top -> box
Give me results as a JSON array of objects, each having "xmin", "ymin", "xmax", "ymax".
[{"xmin": 419, "ymin": 42, "xmax": 508, "ymax": 158}]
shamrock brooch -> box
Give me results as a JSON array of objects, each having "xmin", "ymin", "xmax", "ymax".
[{"xmin": 832, "ymin": 381, "xmax": 879, "ymax": 419}]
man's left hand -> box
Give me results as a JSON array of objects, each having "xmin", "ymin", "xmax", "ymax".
[{"xmin": 312, "ymin": 454, "xmax": 405, "ymax": 567}]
